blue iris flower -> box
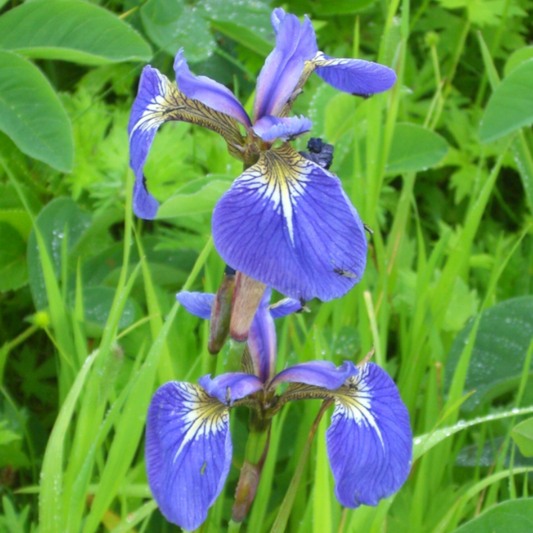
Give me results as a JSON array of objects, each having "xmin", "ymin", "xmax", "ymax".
[
  {"xmin": 128, "ymin": 8, "xmax": 397, "ymax": 303},
  {"xmin": 146, "ymin": 289, "xmax": 412, "ymax": 530}
]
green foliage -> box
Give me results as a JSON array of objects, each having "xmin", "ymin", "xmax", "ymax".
[{"xmin": 1, "ymin": 0, "xmax": 533, "ymax": 531}]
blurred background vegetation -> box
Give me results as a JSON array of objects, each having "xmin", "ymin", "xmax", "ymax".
[{"xmin": 1, "ymin": 0, "xmax": 533, "ymax": 532}]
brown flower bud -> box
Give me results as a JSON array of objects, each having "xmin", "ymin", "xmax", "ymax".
[{"xmin": 230, "ymin": 272, "xmax": 266, "ymax": 342}]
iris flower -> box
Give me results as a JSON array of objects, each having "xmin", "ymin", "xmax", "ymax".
[
  {"xmin": 146, "ymin": 289, "xmax": 412, "ymax": 530},
  {"xmin": 128, "ymin": 8, "xmax": 397, "ymax": 302}
]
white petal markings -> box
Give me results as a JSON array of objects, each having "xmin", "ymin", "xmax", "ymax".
[
  {"xmin": 333, "ymin": 365, "xmax": 385, "ymax": 449},
  {"xmin": 170, "ymin": 382, "xmax": 229, "ymax": 464},
  {"xmin": 235, "ymin": 144, "xmax": 311, "ymax": 245}
]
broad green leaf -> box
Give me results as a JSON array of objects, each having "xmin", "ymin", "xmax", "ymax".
[
  {"xmin": 480, "ymin": 60, "xmax": 533, "ymax": 143},
  {"xmin": 324, "ymin": 93, "xmax": 356, "ymax": 145},
  {"xmin": 0, "ymin": 0, "xmax": 151, "ymax": 65},
  {"xmin": 313, "ymin": 0, "xmax": 377, "ymax": 14},
  {"xmin": 0, "ymin": 221, "xmax": 28, "ymax": 292},
  {"xmin": 505, "ymin": 47, "xmax": 533, "ymax": 76},
  {"xmin": 445, "ymin": 297, "xmax": 533, "ymax": 411},
  {"xmin": 141, "ymin": 0, "xmax": 214, "ymax": 62},
  {"xmin": 199, "ymin": 0, "xmax": 273, "ymax": 57},
  {"xmin": 0, "ymin": 51, "xmax": 73, "ymax": 172},
  {"xmin": 80, "ymin": 286, "xmax": 136, "ymax": 331},
  {"xmin": 386, "ymin": 123, "xmax": 448, "ymax": 173},
  {"xmin": 157, "ymin": 177, "xmax": 232, "ymax": 219},
  {"xmin": 452, "ymin": 498, "xmax": 533, "ymax": 533},
  {"xmin": 27, "ymin": 198, "xmax": 91, "ymax": 310},
  {"xmin": 512, "ymin": 418, "xmax": 533, "ymax": 457}
]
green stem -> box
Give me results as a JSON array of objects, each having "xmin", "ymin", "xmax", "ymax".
[{"xmin": 269, "ymin": 400, "xmax": 332, "ymax": 533}]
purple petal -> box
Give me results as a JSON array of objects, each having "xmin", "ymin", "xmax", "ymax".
[
  {"xmin": 212, "ymin": 144, "xmax": 368, "ymax": 302},
  {"xmin": 176, "ymin": 291, "xmax": 215, "ymax": 320},
  {"xmin": 314, "ymin": 53, "xmax": 397, "ymax": 97},
  {"xmin": 128, "ymin": 65, "xmax": 175, "ymax": 219},
  {"xmin": 269, "ymin": 298, "xmax": 303, "ymax": 318},
  {"xmin": 253, "ymin": 115, "xmax": 312, "ymax": 142},
  {"xmin": 198, "ymin": 373, "xmax": 263, "ymax": 405},
  {"xmin": 146, "ymin": 381, "xmax": 232, "ymax": 530},
  {"xmin": 270, "ymin": 8, "xmax": 286, "ymax": 34},
  {"xmin": 174, "ymin": 49, "xmax": 251, "ymax": 127},
  {"xmin": 269, "ymin": 360, "xmax": 357, "ymax": 390},
  {"xmin": 248, "ymin": 288, "xmax": 277, "ymax": 381},
  {"xmin": 327, "ymin": 363, "xmax": 412, "ymax": 508},
  {"xmin": 253, "ymin": 13, "xmax": 318, "ymax": 121}
]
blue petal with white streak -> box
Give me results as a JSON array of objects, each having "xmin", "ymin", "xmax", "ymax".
[
  {"xmin": 128, "ymin": 65, "xmax": 173, "ymax": 219},
  {"xmin": 326, "ymin": 363, "xmax": 412, "ymax": 508},
  {"xmin": 146, "ymin": 381, "xmax": 232, "ymax": 531},
  {"xmin": 212, "ymin": 143, "xmax": 367, "ymax": 302}
]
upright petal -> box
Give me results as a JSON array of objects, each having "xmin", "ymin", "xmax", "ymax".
[
  {"xmin": 199, "ymin": 373, "xmax": 263, "ymax": 405},
  {"xmin": 269, "ymin": 360, "xmax": 357, "ymax": 390},
  {"xmin": 326, "ymin": 363, "xmax": 412, "ymax": 508},
  {"xmin": 146, "ymin": 382, "xmax": 232, "ymax": 530},
  {"xmin": 247, "ymin": 288, "xmax": 277, "ymax": 381},
  {"xmin": 253, "ymin": 115, "xmax": 312, "ymax": 142},
  {"xmin": 313, "ymin": 52, "xmax": 397, "ymax": 97},
  {"xmin": 212, "ymin": 144, "xmax": 368, "ymax": 302},
  {"xmin": 176, "ymin": 291, "xmax": 215, "ymax": 319},
  {"xmin": 174, "ymin": 49, "xmax": 251, "ymax": 127},
  {"xmin": 253, "ymin": 12, "xmax": 317, "ymax": 121}
]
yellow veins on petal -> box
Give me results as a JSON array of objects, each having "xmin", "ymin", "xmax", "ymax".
[
  {"xmin": 173, "ymin": 383, "xmax": 229, "ymax": 462},
  {"xmin": 132, "ymin": 70, "xmax": 246, "ymax": 160},
  {"xmin": 239, "ymin": 144, "xmax": 314, "ymax": 245}
]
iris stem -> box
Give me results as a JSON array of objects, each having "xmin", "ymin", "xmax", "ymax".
[
  {"xmin": 228, "ymin": 520, "xmax": 242, "ymax": 533},
  {"xmin": 226, "ymin": 338, "xmax": 247, "ymax": 372},
  {"xmin": 269, "ymin": 400, "xmax": 333, "ymax": 533}
]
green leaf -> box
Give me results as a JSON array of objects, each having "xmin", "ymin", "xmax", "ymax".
[
  {"xmin": 141, "ymin": 0, "xmax": 215, "ymax": 62},
  {"xmin": 199, "ymin": 0, "xmax": 274, "ymax": 57},
  {"xmin": 386, "ymin": 123, "xmax": 449, "ymax": 173},
  {"xmin": 0, "ymin": 221, "xmax": 27, "ymax": 292},
  {"xmin": 0, "ymin": 0, "xmax": 152, "ymax": 65},
  {"xmin": 452, "ymin": 498, "xmax": 533, "ymax": 533},
  {"xmin": 512, "ymin": 418, "xmax": 533, "ymax": 457},
  {"xmin": 445, "ymin": 296, "xmax": 533, "ymax": 411},
  {"xmin": 480, "ymin": 60, "xmax": 533, "ymax": 143},
  {"xmin": 157, "ymin": 177, "xmax": 232, "ymax": 219},
  {"xmin": 80, "ymin": 286, "xmax": 136, "ymax": 331},
  {"xmin": 505, "ymin": 47, "xmax": 533, "ymax": 77},
  {"xmin": 0, "ymin": 51, "xmax": 73, "ymax": 172},
  {"xmin": 313, "ymin": 0, "xmax": 377, "ymax": 14},
  {"xmin": 27, "ymin": 198, "xmax": 91, "ymax": 310}
]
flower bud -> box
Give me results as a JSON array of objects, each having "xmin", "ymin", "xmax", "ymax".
[
  {"xmin": 230, "ymin": 273, "xmax": 266, "ymax": 342},
  {"xmin": 208, "ymin": 265, "xmax": 236, "ymax": 354}
]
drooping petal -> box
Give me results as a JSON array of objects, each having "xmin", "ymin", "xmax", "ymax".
[
  {"xmin": 269, "ymin": 360, "xmax": 357, "ymax": 390},
  {"xmin": 313, "ymin": 52, "xmax": 397, "ymax": 97},
  {"xmin": 212, "ymin": 143, "xmax": 368, "ymax": 302},
  {"xmin": 174, "ymin": 49, "xmax": 251, "ymax": 128},
  {"xmin": 326, "ymin": 363, "xmax": 412, "ymax": 508},
  {"xmin": 128, "ymin": 65, "xmax": 246, "ymax": 219},
  {"xmin": 128, "ymin": 66, "xmax": 174, "ymax": 219},
  {"xmin": 198, "ymin": 373, "xmax": 263, "ymax": 405},
  {"xmin": 176, "ymin": 291, "xmax": 215, "ymax": 319},
  {"xmin": 253, "ymin": 115, "xmax": 312, "ymax": 142},
  {"xmin": 253, "ymin": 12, "xmax": 317, "ymax": 121},
  {"xmin": 146, "ymin": 381, "xmax": 232, "ymax": 531},
  {"xmin": 269, "ymin": 298, "xmax": 303, "ymax": 318},
  {"xmin": 247, "ymin": 288, "xmax": 276, "ymax": 381}
]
